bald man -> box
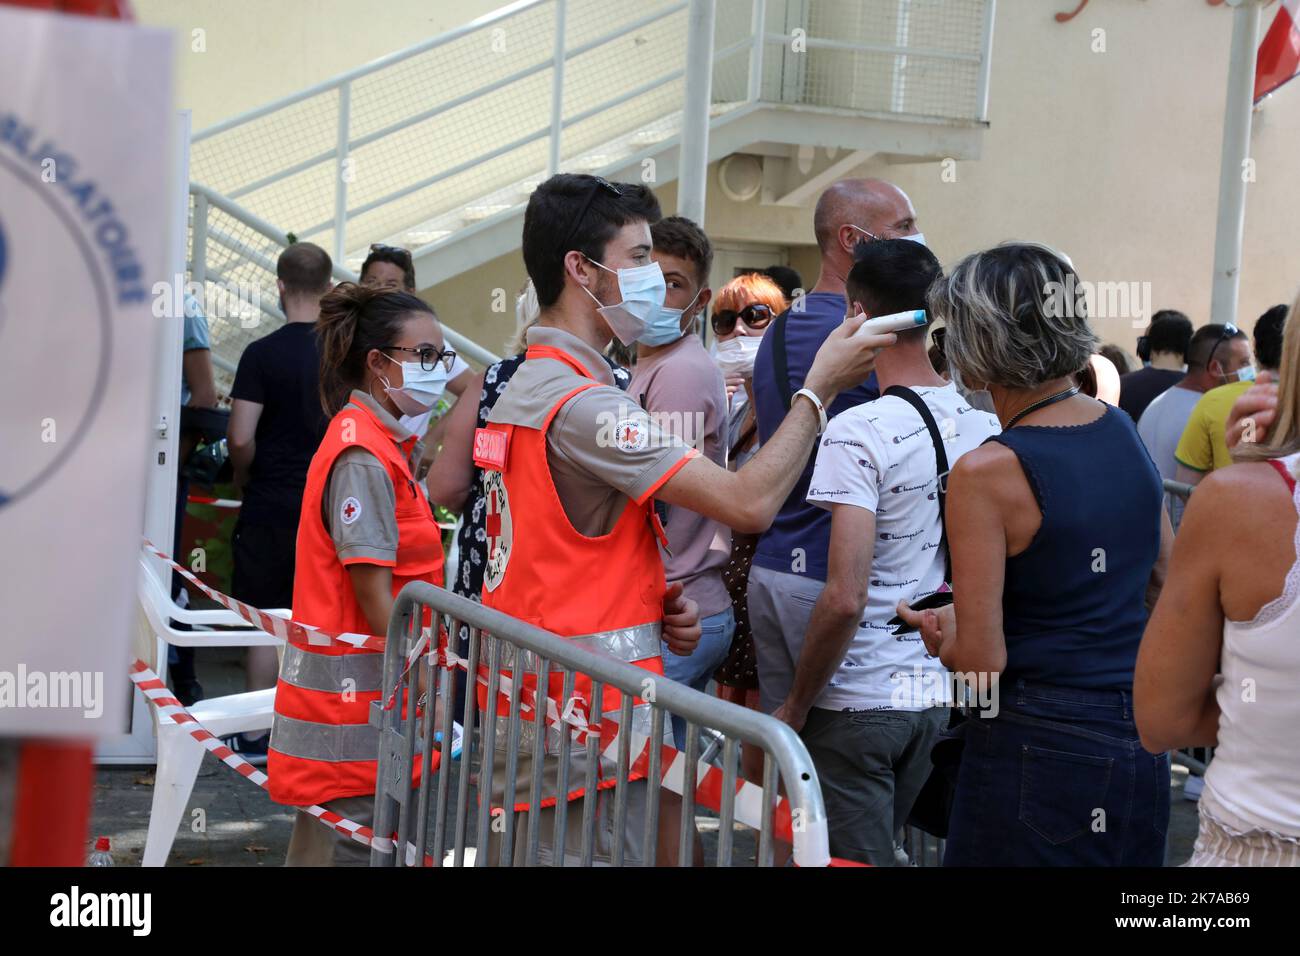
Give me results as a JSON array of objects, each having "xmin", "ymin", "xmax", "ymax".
[{"xmin": 748, "ymin": 178, "xmax": 925, "ymax": 715}]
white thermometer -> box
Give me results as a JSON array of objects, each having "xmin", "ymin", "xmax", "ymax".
[{"xmin": 852, "ymin": 308, "xmax": 928, "ymax": 336}]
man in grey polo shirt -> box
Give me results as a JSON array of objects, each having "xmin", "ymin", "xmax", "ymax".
[{"xmin": 479, "ymin": 174, "xmax": 891, "ymax": 865}]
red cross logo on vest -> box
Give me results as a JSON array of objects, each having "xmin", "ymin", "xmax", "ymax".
[{"xmin": 482, "ymin": 470, "xmax": 512, "ymax": 592}]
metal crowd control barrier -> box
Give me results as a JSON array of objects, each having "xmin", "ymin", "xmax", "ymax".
[
  {"xmin": 1162, "ymin": 477, "xmax": 1194, "ymax": 533},
  {"xmin": 369, "ymin": 581, "xmax": 829, "ymax": 867}
]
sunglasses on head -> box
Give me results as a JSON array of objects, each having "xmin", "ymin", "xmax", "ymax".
[
  {"xmin": 562, "ymin": 176, "xmax": 625, "ymax": 253},
  {"xmin": 369, "ymin": 243, "xmax": 413, "ymax": 264},
  {"xmin": 711, "ymin": 303, "xmax": 774, "ymax": 337},
  {"xmin": 1205, "ymin": 322, "xmax": 1240, "ymax": 369}
]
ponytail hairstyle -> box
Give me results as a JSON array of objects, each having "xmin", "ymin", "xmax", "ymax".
[{"xmin": 316, "ymin": 281, "xmax": 436, "ymax": 416}]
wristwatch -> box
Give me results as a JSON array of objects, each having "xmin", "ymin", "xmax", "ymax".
[{"xmin": 793, "ymin": 387, "xmax": 828, "ymax": 435}]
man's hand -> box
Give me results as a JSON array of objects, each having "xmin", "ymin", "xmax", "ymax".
[
  {"xmin": 1226, "ymin": 379, "xmax": 1279, "ymax": 450},
  {"xmin": 803, "ymin": 313, "xmax": 897, "ymax": 404},
  {"xmin": 772, "ymin": 699, "xmax": 809, "ymax": 734},
  {"xmin": 662, "ymin": 581, "xmax": 701, "ymax": 657},
  {"xmin": 895, "ymin": 599, "xmax": 957, "ymax": 662}
]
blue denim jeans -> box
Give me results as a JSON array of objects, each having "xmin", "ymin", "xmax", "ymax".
[
  {"xmin": 661, "ymin": 606, "xmax": 735, "ymax": 750},
  {"xmin": 944, "ymin": 679, "xmax": 1170, "ymax": 866}
]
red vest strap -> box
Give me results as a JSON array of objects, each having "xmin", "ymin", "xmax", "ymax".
[
  {"xmin": 1268, "ymin": 458, "xmax": 1297, "ymax": 493},
  {"xmin": 525, "ymin": 344, "xmax": 598, "ymax": 380}
]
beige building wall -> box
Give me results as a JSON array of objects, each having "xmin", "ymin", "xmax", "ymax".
[{"xmin": 141, "ymin": 0, "xmax": 1300, "ymax": 360}]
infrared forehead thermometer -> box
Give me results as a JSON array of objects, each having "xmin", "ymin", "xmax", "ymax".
[{"xmin": 850, "ymin": 308, "xmax": 928, "ymax": 336}]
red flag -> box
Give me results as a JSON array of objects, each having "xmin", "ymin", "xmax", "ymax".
[{"xmin": 1256, "ymin": 0, "xmax": 1300, "ymax": 102}]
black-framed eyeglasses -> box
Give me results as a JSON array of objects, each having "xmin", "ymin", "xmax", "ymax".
[
  {"xmin": 383, "ymin": 344, "xmax": 457, "ymax": 373},
  {"xmin": 1205, "ymin": 322, "xmax": 1239, "ymax": 370},
  {"xmin": 562, "ymin": 176, "xmax": 624, "ymax": 253},
  {"xmin": 369, "ymin": 243, "xmax": 413, "ymax": 263},
  {"xmin": 711, "ymin": 303, "xmax": 774, "ymax": 337}
]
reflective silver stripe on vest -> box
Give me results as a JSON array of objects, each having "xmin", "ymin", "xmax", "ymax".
[
  {"xmin": 269, "ymin": 714, "xmax": 379, "ymax": 763},
  {"xmin": 279, "ymin": 643, "xmax": 384, "ymax": 695},
  {"xmin": 491, "ymin": 623, "xmax": 661, "ymax": 755},
  {"xmin": 495, "ymin": 621, "xmax": 662, "ymax": 676}
]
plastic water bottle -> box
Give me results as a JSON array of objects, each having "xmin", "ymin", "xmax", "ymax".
[{"xmin": 88, "ymin": 836, "xmax": 114, "ymax": 867}]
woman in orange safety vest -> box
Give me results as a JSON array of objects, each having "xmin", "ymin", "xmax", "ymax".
[{"xmin": 269, "ymin": 282, "xmax": 449, "ymax": 866}]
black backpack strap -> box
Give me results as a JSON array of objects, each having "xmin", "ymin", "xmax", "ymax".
[
  {"xmin": 771, "ymin": 309, "xmax": 794, "ymax": 410},
  {"xmin": 884, "ymin": 385, "xmax": 952, "ymax": 581}
]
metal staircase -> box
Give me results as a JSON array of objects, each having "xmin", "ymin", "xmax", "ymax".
[{"xmin": 186, "ymin": 0, "xmax": 996, "ymax": 387}]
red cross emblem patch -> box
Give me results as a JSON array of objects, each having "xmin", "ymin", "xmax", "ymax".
[
  {"xmin": 340, "ymin": 496, "xmax": 362, "ymax": 526},
  {"xmin": 482, "ymin": 471, "xmax": 512, "ymax": 592}
]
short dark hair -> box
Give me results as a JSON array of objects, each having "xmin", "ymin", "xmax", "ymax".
[
  {"xmin": 1146, "ymin": 310, "xmax": 1193, "ymax": 356},
  {"xmin": 1254, "ymin": 304, "xmax": 1288, "ymax": 371},
  {"xmin": 277, "ymin": 242, "xmax": 332, "ymax": 297},
  {"xmin": 762, "ymin": 265, "xmax": 803, "ymax": 303},
  {"xmin": 522, "ymin": 174, "xmax": 662, "ymax": 308},
  {"xmin": 359, "ymin": 244, "xmax": 416, "ymax": 292},
  {"xmin": 1186, "ymin": 323, "xmax": 1246, "ymax": 369},
  {"xmin": 651, "ymin": 216, "xmax": 712, "ymax": 288},
  {"xmin": 846, "ymin": 239, "xmax": 942, "ymax": 339}
]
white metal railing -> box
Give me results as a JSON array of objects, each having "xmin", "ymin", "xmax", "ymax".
[{"xmin": 187, "ymin": 0, "xmax": 995, "ymax": 384}]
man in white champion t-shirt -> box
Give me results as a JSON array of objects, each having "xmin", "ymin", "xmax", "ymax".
[{"xmin": 774, "ymin": 239, "xmax": 1000, "ymax": 866}]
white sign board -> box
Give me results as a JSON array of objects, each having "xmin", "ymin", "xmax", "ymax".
[{"xmin": 0, "ymin": 8, "xmax": 173, "ymax": 737}]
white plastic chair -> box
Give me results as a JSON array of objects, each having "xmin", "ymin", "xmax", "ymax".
[{"xmin": 136, "ymin": 558, "xmax": 285, "ymax": 867}]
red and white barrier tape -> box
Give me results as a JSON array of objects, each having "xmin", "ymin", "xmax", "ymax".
[
  {"xmin": 138, "ymin": 540, "xmax": 827, "ymax": 865},
  {"xmin": 187, "ymin": 495, "xmax": 241, "ymax": 509},
  {"xmin": 128, "ymin": 659, "xmax": 436, "ymax": 864},
  {"xmin": 144, "ymin": 539, "xmax": 384, "ymax": 652}
]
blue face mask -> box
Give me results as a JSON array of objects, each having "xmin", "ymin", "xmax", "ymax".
[
  {"xmin": 1235, "ymin": 365, "xmax": 1257, "ymax": 384},
  {"xmin": 639, "ymin": 286, "xmax": 702, "ymax": 347},
  {"xmin": 581, "ymin": 257, "xmax": 667, "ymax": 346}
]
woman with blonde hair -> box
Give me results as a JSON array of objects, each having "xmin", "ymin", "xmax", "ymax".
[
  {"xmin": 1136, "ymin": 297, "xmax": 1300, "ymax": 865},
  {"xmin": 897, "ymin": 243, "xmax": 1171, "ymax": 866}
]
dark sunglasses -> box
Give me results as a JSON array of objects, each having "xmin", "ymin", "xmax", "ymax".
[
  {"xmin": 382, "ymin": 344, "xmax": 457, "ymax": 373},
  {"xmin": 711, "ymin": 302, "xmax": 774, "ymax": 337},
  {"xmin": 1205, "ymin": 322, "xmax": 1239, "ymax": 370},
  {"xmin": 369, "ymin": 243, "xmax": 413, "ymax": 264}
]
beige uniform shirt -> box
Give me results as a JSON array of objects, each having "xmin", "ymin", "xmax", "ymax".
[
  {"xmin": 487, "ymin": 326, "xmax": 696, "ymax": 536},
  {"xmin": 323, "ymin": 390, "xmax": 424, "ymax": 565}
]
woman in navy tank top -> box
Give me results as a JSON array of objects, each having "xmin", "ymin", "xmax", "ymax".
[{"xmin": 898, "ymin": 243, "xmax": 1172, "ymax": 866}]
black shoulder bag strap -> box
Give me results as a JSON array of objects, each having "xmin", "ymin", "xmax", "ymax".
[{"xmin": 884, "ymin": 385, "xmax": 951, "ymax": 582}]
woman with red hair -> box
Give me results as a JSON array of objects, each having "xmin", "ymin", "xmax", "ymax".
[{"xmin": 711, "ymin": 273, "xmax": 789, "ymax": 722}]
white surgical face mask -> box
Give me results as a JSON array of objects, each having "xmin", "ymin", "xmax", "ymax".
[
  {"xmin": 399, "ymin": 409, "xmax": 433, "ymax": 437},
  {"xmin": 715, "ymin": 334, "xmax": 762, "ymax": 378},
  {"xmin": 850, "ymin": 224, "xmax": 927, "ymax": 248},
  {"xmin": 581, "ymin": 257, "xmax": 667, "ymax": 346},
  {"xmin": 382, "ymin": 354, "xmax": 448, "ymax": 417},
  {"xmin": 949, "ymin": 362, "xmax": 995, "ymax": 413}
]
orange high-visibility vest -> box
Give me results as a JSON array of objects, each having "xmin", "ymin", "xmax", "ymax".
[
  {"xmin": 268, "ymin": 399, "xmax": 444, "ymax": 807},
  {"xmin": 474, "ymin": 344, "xmax": 670, "ymax": 808}
]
